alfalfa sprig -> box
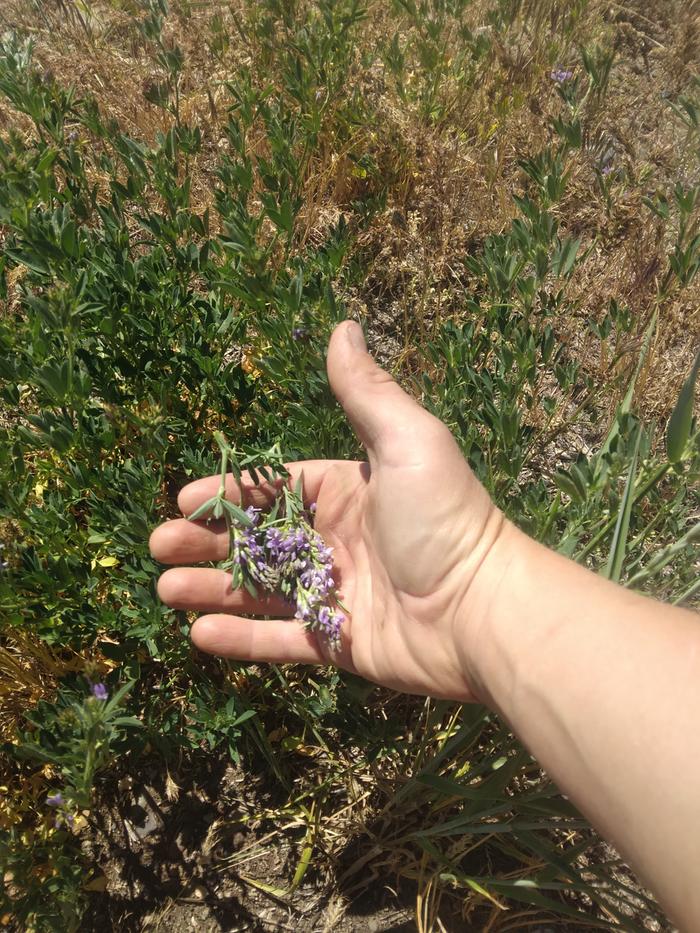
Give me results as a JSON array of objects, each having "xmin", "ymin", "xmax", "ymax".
[{"xmin": 187, "ymin": 433, "xmax": 344, "ymax": 649}]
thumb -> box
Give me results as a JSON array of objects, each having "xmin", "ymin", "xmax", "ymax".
[{"xmin": 327, "ymin": 321, "xmax": 430, "ymax": 455}]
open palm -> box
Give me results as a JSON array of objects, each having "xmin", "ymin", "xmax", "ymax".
[{"xmin": 150, "ymin": 322, "xmax": 506, "ymax": 701}]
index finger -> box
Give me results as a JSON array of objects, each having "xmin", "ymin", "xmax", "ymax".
[{"xmin": 177, "ymin": 460, "xmax": 347, "ymax": 518}]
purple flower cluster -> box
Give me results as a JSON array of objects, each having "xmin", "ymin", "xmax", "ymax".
[
  {"xmin": 550, "ymin": 67, "xmax": 573, "ymax": 83},
  {"xmin": 267, "ymin": 522, "xmax": 344, "ymax": 647},
  {"xmin": 230, "ymin": 511, "xmax": 344, "ymax": 649},
  {"xmin": 231, "ymin": 507, "xmax": 279, "ymax": 589}
]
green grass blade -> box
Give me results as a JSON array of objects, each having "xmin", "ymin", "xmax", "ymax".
[
  {"xmin": 666, "ymin": 349, "xmax": 700, "ymax": 462},
  {"xmin": 672, "ymin": 576, "xmax": 700, "ymax": 606},
  {"xmin": 604, "ymin": 426, "xmax": 642, "ymax": 582},
  {"xmin": 596, "ymin": 310, "xmax": 656, "ymax": 469}
]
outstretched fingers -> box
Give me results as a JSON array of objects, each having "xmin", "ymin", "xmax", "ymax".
[
  {"xmin": 177, "ymin": 460, "xmax": 345, "ymax": 518},
  {"xmin": 150, "ymin": 517, "xmax": 228, "ymax": 565},
  {"xmin": 191, "ymin": 614, "xmax": 327, "ymax": 664},
  {"xmin": 157, "ymin": 567, "xmax": 294, "ymax": 616},
  {"xmin": 149, "ymin": 459, "xmax": 361, "ymax": 567}
]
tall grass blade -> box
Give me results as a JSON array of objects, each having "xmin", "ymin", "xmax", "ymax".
[
  {"xmin": 666, "ymin": 349, "xmax": 700, "ymax": 462},
  {"xmin": 597, "ymin": 310, "xmax": 656, "ymax": 469},
  {"xmin": 604, "ymin": 426, "xmax": 642, "ymax": 582}
]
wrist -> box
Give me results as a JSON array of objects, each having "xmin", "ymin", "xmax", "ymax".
[
  {"xmin": 457, "ymin": 518, "xmax": 553, "ymax": 711},
  {"xmin": 461, "ymin": 519, "xmax": 649, "ymax": 717}
]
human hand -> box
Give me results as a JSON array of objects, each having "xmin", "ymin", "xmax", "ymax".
[{"xmin": 149, "ymin": 321, "xmax": 513, "ymax": 701}]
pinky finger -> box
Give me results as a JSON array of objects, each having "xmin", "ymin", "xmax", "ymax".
[{"xmin": 190, "ymin": 614, "xmax": 327, "ymax": 665}]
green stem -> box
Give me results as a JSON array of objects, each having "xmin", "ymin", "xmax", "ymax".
[
  {"xmin": 577, "ymin": 461, "xmax": 671, "ymax": 562},
  {"xmin": 82, "ymin": 724, "xmax": 96, "ymax": 802},
  {"xmin": 219, "ymin": 446, "xmax": 228, "ymax": 500}
]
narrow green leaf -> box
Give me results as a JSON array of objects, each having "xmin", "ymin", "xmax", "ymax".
[
  {"xmin": 552, "ymin": 236, "xmax": 580, "ymax": 278},
  {"xmin": 604, "ymin": 426, "xmax": 642, "ymax": 582},
  {"xmin": 102, "ymin": 679, "xmax": 135, "ymax": 716},
  {"xmin": 243, "ymin": 576, "xmax": 258, "ymax": 599},
  {"xmin": 15, "ymin": 744, "xmax": 62, "ymax": 765},
  {"xmin": 553, "ymin": 471, "xmax": 582, "ymax": 504},
  {"xmin": 239, "ymin": 875, "xmax": 287, "ymax": 899},
  {"xmin": 289, "ymin": 841, "xmax": 313, "ymax": 893},
  {"xmin": 666, "ymin": 350, "xmax": 700, "ymax": 462},
  {"xmin": 673, "ymin": 576, "xmax": 700, "ymax": 606},
  {"xmin": 597, "ymin": 310, "xmax": 656, "ymax": 471},
  {"xmin": 268, "ymin": 498, "xmax": 280, "ymax": 523},
  {"xmin": 4, "ymin": 248, "xmax": 50, "ymax": 275},
  {"xmin": 221, "ymin": 499, "xmax": 254, "ymax": 526},
  {"xmin": 187, "ymin": 496, "xmax": 219, "ymax": 522},
  {"xmin": 111, "ymin": 716, "xmax": 143, "ymax": 728},
  {"xmin": 61, "ymin": 220, "xmax": 77, "ymax": 257},
  {"xmin": 233, "ymin": 709, "xmax": 257, "ymax": 726},
  {"xmin": 417, "ymin": 773, "xmax": 501, "ymax": 801}
]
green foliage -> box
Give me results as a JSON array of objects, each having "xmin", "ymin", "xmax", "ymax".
[
  {"xmin": 667, "ymin": 351, "xmax": 700, "ymax": 463},
  {"xmin": 422, "ymin": 161, "xmax": 593, "ymax": 513},
  {"xmin": 0, "ymin": 1, "xmax": 698, "ymax": 930},
  {"xmin": 185, "ymin": 684, "xmax": 256, "ymax": 762},
  {"xmin": 16, "ymin": 679, "xmax": 141, "ymax": 811},
  {"xmin": 0, "ymin": 828, "xmax": 86, "ymax": 933}
]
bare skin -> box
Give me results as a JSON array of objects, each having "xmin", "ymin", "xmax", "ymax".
[{"xmin": 150, "ymin": 320, "xmax": 700, "ymax": 930}]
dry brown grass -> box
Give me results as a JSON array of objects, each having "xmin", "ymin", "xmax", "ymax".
[{"xmin": 0, "ymin": 629, "xmax": 94, "ymax": 742}]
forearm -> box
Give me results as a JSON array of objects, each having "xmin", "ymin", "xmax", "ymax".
[{"xmin": 471, "ymin": 523, "xmax": 700, "ymax": 930}]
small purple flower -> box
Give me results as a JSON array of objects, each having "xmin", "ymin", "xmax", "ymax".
[
  {"xmin": 234, "ymin": 523, "xmax": 277, "ymax": 588},
  {"xmin": 91, "ymin": 683, "xmax": 108, "ymax": 701},
  {"xmin": 601, "ymin": 163, "xmax": 613, "ymax": 176},
  {"xmin": 265, "ymin": 527, "xmax": 283, "ymax": 557},
  {"xmin": 550, "ymin": 67, "xmax": 573, "ymax": 84},
  {"xmin": 315, "ymin": 605, "xmax": 343, "ymax": 646},
  {"xmin": 46, "ymin": 792, "xmax": 64, "ymax": 807},
  {"xmin": 292, "ymin": 327, "xmax": 307, "ymax": 340}
]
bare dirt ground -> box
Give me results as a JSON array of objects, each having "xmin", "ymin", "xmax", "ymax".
[
  {"xmin": 75, "ymin": 745, "xmax": 669, "ymax": 933},
  {"xmin": 80, "ymin": 751, "xmax": 458, "ymax": 932}
]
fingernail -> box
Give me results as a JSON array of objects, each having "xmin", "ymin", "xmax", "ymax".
[{"xmin": 346, "ymin": 321, "xmax": 366, "ymax": 352}]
